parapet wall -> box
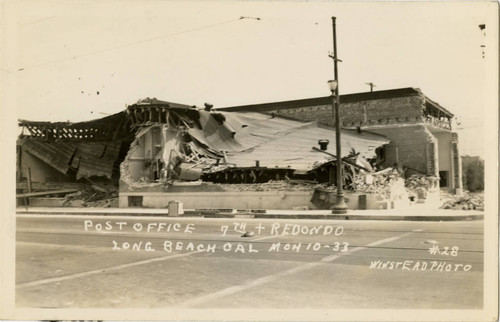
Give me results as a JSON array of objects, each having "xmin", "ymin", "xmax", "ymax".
[{"xmin": 268, "ymin": 95, "xmax": 425, "ymax": 128}]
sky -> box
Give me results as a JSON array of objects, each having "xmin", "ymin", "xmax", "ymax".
[{"xmin": 7, "ymin": 0, "xmax": 499, "ymax": 157}]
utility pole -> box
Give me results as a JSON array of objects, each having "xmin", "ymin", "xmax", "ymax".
[
  {"xmin": 328, "ymin": 16, "xmax": 348, "ymax": 214},
  {"xmin": 365, "ymin": 82, "xmax": 376, "ymax": 92}
]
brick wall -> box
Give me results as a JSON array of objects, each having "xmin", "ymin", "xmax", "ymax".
[
  {"xmin": 270, "ymin": 105, "xmax": 334, "ymax": 125},
  {"xmin": 367, "ymin": 125, "xmax": 438, "ymax": 176},
  {"xmin": 268, "ymin": 95, "xmax": 426, "ymax": 128},
  {"xmin": 264, "ymin": 95, "xmax": 440, "ymax": 177}
]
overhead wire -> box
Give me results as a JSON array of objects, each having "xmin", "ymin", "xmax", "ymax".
[
  {"xmin": 18, "ymin": 17, "xmax": 245, "ymax": 71},
  {"xmin": 20, "ymin": 16, "xmax": 56, "ymax": 27}
]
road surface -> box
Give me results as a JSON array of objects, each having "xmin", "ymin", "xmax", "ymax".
[{"xmin": 16, "ymin": 214, "xmax": 483, "ymax": 309}]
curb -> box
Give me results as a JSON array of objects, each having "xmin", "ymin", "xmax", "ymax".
[
  {"xmin": 16, "ymin": 207, "xmax": 484, "ymax": 221},
  {"xmin": 205, "ymin": 213, "xmax": 484, "ymax": 221}
]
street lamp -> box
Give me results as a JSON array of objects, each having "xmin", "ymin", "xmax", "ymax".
[
  {"xmin": 327, "ymin": 80, "xmax": 338, "ymax": 92},
  {"xmin": 329, "ymin": 16, "xmax": 348, "ymax": 214}
]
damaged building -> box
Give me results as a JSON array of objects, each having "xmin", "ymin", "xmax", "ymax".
[
  {"xmin": 119, "ymin": 99, "xmax": 389, "ymax": 209},
  {"xmin": 17, "ymin": 97, "xmax": 390, "ymax": 210},
  {"xmin": 223, "ymin": 87, "xmax": 462, "ymax": 195},
  {"xmin": 17, "ymin": 87, "xmax": 460, "ymax": 210},
  {"xmin": 17, "ymin": 111, "xmax": 134, "ymax": 207}
]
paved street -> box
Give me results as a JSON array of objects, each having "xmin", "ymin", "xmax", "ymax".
[{"xmin": 16, "ymin": 214, "xmax": 483, "ymax": 309}]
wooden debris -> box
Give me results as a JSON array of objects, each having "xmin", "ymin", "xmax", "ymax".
[{"xmin": 17, "ymin": 189, "xmax": 79, "ymax": 198}]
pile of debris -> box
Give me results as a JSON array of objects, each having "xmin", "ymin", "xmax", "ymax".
[
  {"xmin": 16, "ymin": 181, "xmax": 88, "ymax": 192},
  {"xmin": 62, "ymin": 183, "xmax": 118, "ymax": 207},
  {"xmin": 440, "ymin": 191, "xmax": 484, "ymax": 211},
  {"xmin": 405, "ymin": 174, "xmax": 439, "ymax": 200},
  {"xmin": 220, "ymin": 179, "xmax": 331, "ymax": 192},
  {"xmin": 350, "ymin": 167, "xmax": 403, "ymax": 200}
]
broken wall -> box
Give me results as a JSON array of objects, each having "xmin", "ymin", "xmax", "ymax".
[
  {"xmin": 433, "ymin": 132, "xmax": 462, "ymax": 194},
  {"xmin": 123, "ymin": 125, "xmax": 166, "ymax": 182},
  {"xmin": 121, "ymin": 124, "xmax": 188, "ymax": 189},
  {"xmin": 434, "ymin": 132, "xmax": 453, "ymax": 191},
  {"xmin": 367, "ymin": 125, "xmax": 439, "ymax": 176}
]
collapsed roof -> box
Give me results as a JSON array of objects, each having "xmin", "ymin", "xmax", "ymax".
[
  {"xmin": 121, "ymin": 100, "xmax": 389, "ymax": 187},
  {"xmin": 181, "ymin": 110, "xmax": 388, "ymax": 171},
  {"xmin": 18, "ymin": 138, "xmax": 122, "ymax": 179},
  {"xmin": 18, "ymin": 98, "xmax": 389, "ymax": 183}
]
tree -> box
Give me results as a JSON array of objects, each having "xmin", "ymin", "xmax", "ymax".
[{"xmin": 461, "ymin": 156, "xmax": 484, "ymax": 192}]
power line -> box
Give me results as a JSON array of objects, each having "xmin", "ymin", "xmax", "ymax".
[
  {"xmin": 240, "ymin": 16, "xmax": 261, "ymax": 20},
  {"xmin": 20, "ymin": 16, "xmax": 55, "ymax": 27},
  {"xmin": 18, "ymin": 17, "xmax": 249, "ymax": 71}
]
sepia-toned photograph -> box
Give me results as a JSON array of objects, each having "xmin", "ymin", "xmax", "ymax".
[{"xmin": 1, "ymin": 0, "xmax": 498, "ymax": 321}]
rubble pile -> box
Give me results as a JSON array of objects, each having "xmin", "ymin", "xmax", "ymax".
[
  {"xmin": 405, "ymin": 175, "xmax": 437, "ymax": 189},
  {"xmin": 350, "ymin": 168, "xmax": 402, "ymax": 200},
  {"xmin": 405, "ymin": 175, "xmax": 439, "ymax": 200},
  {"xmin": 220, "ymin": 180, "xmax": 331, "ymax": 192},
  {"xmin": 440, "ymin": 191, "xmax": 484, "ymax": 210},
  {"xmin": 62, "ymin": 186, "xmax": 118, "ymax": 207}
]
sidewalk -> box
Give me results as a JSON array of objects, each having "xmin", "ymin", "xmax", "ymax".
[{"xmin": 16, "ymin": 206, "xmax": 484, "ymax": 221}]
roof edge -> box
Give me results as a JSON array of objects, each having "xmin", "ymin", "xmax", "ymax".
[
  {"xmin": 220, "ymin": 87, "xmax": 423, "ymax": 112},
  {"xmin": 424, "ymin": 96, "xmax": 454, "ymax": 117}
]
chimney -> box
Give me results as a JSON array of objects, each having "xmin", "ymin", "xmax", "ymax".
[
  {"xmin": 204, "ymin": 103, "xmax": 214, "ymax": 111},
  {"xmin": 318, "ymin": 139, "xmax": 329, "ymax": 151}
]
